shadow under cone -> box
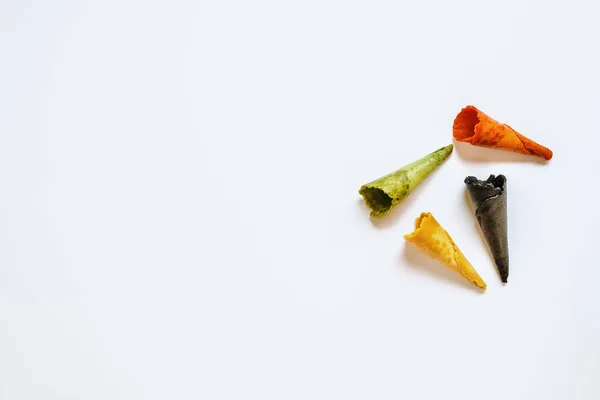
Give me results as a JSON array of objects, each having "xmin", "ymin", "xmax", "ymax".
[
  {"xmin": 464, "ymin": 175, "xmax": 509, "ymax": 283},
  {"xmin": 359, "ymin": 145, "xmax": 453, "ymax": 218},
  {"xmin": 404, "ymin": 212, "xmax": 486, "ymax": 289},
  {"xmin": 453, "ymin": 106, "xmax": 553, "ymax": 160}
]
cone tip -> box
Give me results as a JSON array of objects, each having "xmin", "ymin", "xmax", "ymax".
[
  {"xmin": 440, "ymin": 143, "xmax": 454, "ymax": 154},
  {"xmin": 513, "ymin": 130, "xmax": 554, "ymax": 160},
  {"xmin": 429, "ymin": 144, "xmax": 453, "ymax": 164},
  {"xmin": 495, "ymin": 256, "xmax": 509, "ymax": 283}
]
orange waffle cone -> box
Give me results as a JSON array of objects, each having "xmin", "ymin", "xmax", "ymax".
[{"xmin": 453, "ymin": 106, "xmax": 553, "ymax": 160}]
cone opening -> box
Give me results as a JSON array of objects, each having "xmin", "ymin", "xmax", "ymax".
[
  {"xmin": 490, "ymin": 174, "xmax": 506, "ymax": 189},
  {"xmin": 453, "ymin": 107, "xmax": 480, "ymax": 141},
  {"xmin": 403, "ymin": 212, "xmax": 428, "ymax": 240},
  {"xmin": 359, "ymin": 187, "xmax": 393, "ymax": 216},
  {"xmin": 464, "ymin": 176, "xmax": 480, "ymax": 186},
  {"xmin": 407, "ymin": 212, "xmax": 429, "ymax": 236},
  {"xmin": 413, "ymin": 212, "xmax": 427, "ymax": 230},
  {"xmin": 465, "ymin": 174, "xmax": 506, "ymax": 191}
]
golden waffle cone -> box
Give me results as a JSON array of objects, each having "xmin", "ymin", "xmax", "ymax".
[{"xmin": 404, "ymin": 212, "xmax": 486, "ymax": 290}]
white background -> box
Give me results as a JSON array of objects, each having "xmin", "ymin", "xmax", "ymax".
[{"xmin": 1, "ymin": 1, "xmax": 599, "ymax": 399}]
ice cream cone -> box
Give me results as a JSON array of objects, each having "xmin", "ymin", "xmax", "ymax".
[
  {"xmin": 404, "ymin": 212, "xmax": 486, "ymax": 289},
  {"xmin": 453, "ymin": 106, "xmax": 553, "ymax": 160},
  {"xmin": 359, "ymin": 145, "xmax": 453, "ymax": 218},
  {"xmin": 465, "ymin": 175, "xmax": 509, "ymax": 283}
]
